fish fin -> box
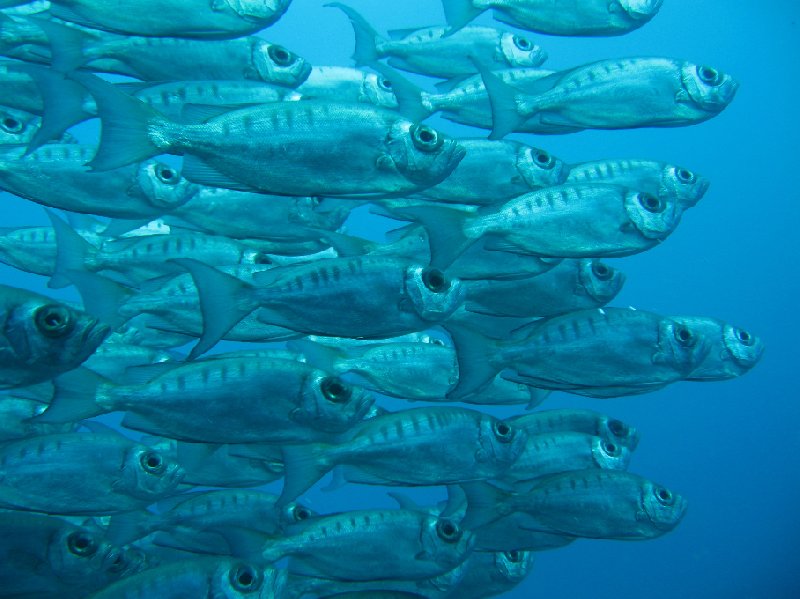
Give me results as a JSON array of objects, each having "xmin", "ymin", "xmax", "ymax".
[
  {"xmin": 441, "ymin": 0, "xmax": 484, "ymax": 33},
  {"xmin": 320, "ymin": 465, "xmax": 347, "ymax": 492},
  {"xmin": 318, "ymin": 230, "xmax": 373, "ymax": 256},
  {"xmin": 286, "ymin": 338, "xmax": 346, "ymax": 375},
  {"xmin": 101, "ymin": 218, "xmax": 154, "ymax": 238},
  {"xmin": 119, "ymin": 362, "xmax": 178, "ymax": 386},
  {"xmin": 36, "ymin": 367, "xmax": 109, "ymax": 423},
  {"xmin": 65, "ymin": 270, "xmax": 132, "ymax": 328},
  {"xmin": 105, "ymin": 510, "xmax": 159, "ymax": 546},
  {"xmin": 442, "ymin": 321, "xmax": 500, "ymax": 399},
  {"xmin": 44, "ymin": 3, "xmax": 98, "ymax": 31},
  {"xmin": 326, "ymin": 2, "xmax": 383, "ymax": 66},
  {"xmin": 69, "ymin": 72, "xmax": 168, "ymax": 171},
  {"xmin": 459, "ymin": 481, "xmax": 509, "ymax": 529},
  {"xmin": 212, "ymin": 526, "xmax": 270, "ymax": 558},
  {"xmin": 29, "ymin": 17, "xmax": 90, "ymax": 73},
  {"xmin": 175, "ymin": 441, "xmax": 223, "ymax": 472},
  {"xmin": 475, "ymin": 61, "xmax": 525, "ymax": 140},
  {"xmin": 385, "ymin": 26, "xmax": 425, "ymax": 40},
  {"xmin": 46, "ymin": 209, "xmax": 98, "ymax": 289},
  {"xmin": 369, "ymin": 63, "xmax": 430, "ymax": 122},
  {"xmin": 120, "ymin": 411, "xmax": 174, "ymax": 437},
  {"xmin": 179, "ymin": 103, "xmax": 238, "ymax": 124},
  {"xmin": 525, "ymin": 387, "xmax": 550, "ymax": 410},
  {"xmin": 440, "ymin": 484, "xmax": 467, "ymax": 518},
  {"xmin": 387, "ymin": 491, "xmax": 423, "ymax": 511},
  {"xmin": 373, "ymin": 203, "xmax": 473, "ymax": 270},
  {"xmin": 181, "ymin": 154, "xmax": 260, "ymax": 192},
  {"xmin": 151, "ymin": 529, "xmax": 228, "ymax": 555},
  {"xmin": 338, "ymin": 466, "xmax": 393, "ymax": 486},
  {"xmin": 448, "ymin": 307, "xmax": 529, "ymax": 340},
  {"xmin": 433, "ymin": 74, "xmax": 471, "ymax": 92},
  {"xmin": 171, "ymin": 258, "xmax": 259, "ymax": 360},
  {"xmin": 278, "ymin": 443, "xmax": 335, "ymax": 507},
  {"xmin": 480, "ymin": 235, "xmax": 536, "ymax": 255}
]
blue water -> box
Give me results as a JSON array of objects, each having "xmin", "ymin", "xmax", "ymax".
[{"xmin": 1, "ymin": 1, "xmax": 798, "ymax": 597}]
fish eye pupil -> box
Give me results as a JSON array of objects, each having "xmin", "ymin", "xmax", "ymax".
[
  {"xmin": 255, "ymin": 254, "xmax": 272, "ymax": 265},
  {"xmin": 437, "ymin": 519, "xmax": 460, "ymax": 542},
  {"xmin": 657, "ymin": 488, "xmax": 673, "ymax": 503},
  {"xmin": 698, "ymin": 65, "xmax": 720, "ymax": 85},
  {"xmin": 161, "ymin": 168, "xmax": 173, "ymax": 180},
  {"xmin": 493, "ymin": 420, "xmax": 513, "ymax": 442},
  {"xmin": 141, "ymin": 451, "xmax": 165, "ymax": 473},
  {"xmin": 591, "ymin": 262, "xmax": 612, "ymax": 281},
  {"xmin": 35, "ymin": 305, "xmax": 73, "ymax": 337},
  {"xmin": 513, "ymin": 35, "xmax": 531, "ymax": 50},
  {"xmin": 677, "ymin": 168, "xmax": 694, "ymax": 183},
  {"xmin": 505, "ymin": 550, "xmax": 521, "ymax": 562},
  {"xmin": 534, "ymin": 150, "xmax": 553, "ymax": 168},
  {"xmin": 230, "ymin": 564, "xmax": 260, "ymax": 591},
  {"xmin": 321, "ymin": 377, "xmax": 351, "ymax": 403},
  {"xmin": 639, "ymin": 193, "xmax": 663, "ymax": 213},
  {"xmin": 411, "ymin": 125, "xmax": 443, "ymax": 152},
  {"xmin": 295, "ymin": 507, "xmax": 310, "ymax": 520},
  {"xmin": 268, "ymin": 45, "xmax": 294, "ymax": 66},
  {"xmin": 2, "ymin": 117, "xmax": 20, "ymax": 131},
  {"xmin": 604, "ymin": 441, "xmax": 618, "ymax": 454},
  {"xmin": 67, "ymin": 532, "xmax": 97, "ymax": 556},
  {"xmin": 421, "ymin": 268, "xmax": 449, "ymax": 292},
  {"xmin": 379, "ymin": 77, "xmax": 392, "ymax": 90}
]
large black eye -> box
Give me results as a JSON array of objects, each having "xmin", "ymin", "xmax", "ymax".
[
  {"xmin": 601, "ymin": 440, "xmax": 620, "ymax": 456},
  {"xmin": 654, "ymin": 486, "xmax": 675, "ymax": 506},
  {"xmin": 512, "ymin": 35, "xmax": 532, "ymax": 51},
  {"xmin": 591, "ymin": 261, "xmax": 613, "ymax": 281},
  {"xmin": 504, "ymin": 550, "xmax": 522, "ymax": 562},
  {"xmin": 697, "ymin": 65, "xmax": 722, "ymax": 86},
  {"xmin": 422, "ymin": 268, "xmax": 449, "ymax": 293},
  {"xmin": 637, "ymin": 193, "xmax": 665, "ymax": 213},
  {"xmin": 67, "ymin": 531, "xmax": 98, "ymax": 557},
  {"xmin": 140, "ymin": 451, "xmax": 166, "ymax": 474},
  {"xmin": 34, "ymin": 304, "xmax": 74, "ymax": 338},
  {"xmin": 1, "ymin": 116, "xmax": 22, "ymax": 133},
  {"xmin": 673, "ymin": 325, "xmax": 697, "ymax": 348},
  {"xmin": 607, "ymin": 419, "xmax": 629, "ymax": 438},
  {"xmin": 410, "ymin": 124, "xmax": 443, "ymax": 152},
  {"xmin": 230, "ymin": 563, "xmax": 262, "ymax": 592},
  {"xmin": 155, "ymin": 163, "xmax": 178, "ymax": 185},
  {"xmin": 493, "ymin": 420, "xmax": 513, "ymax": 443},
  {"xmin": 436, "ymin": 519, "xmax": 461, "ymax": 543},
  {"xmin": 532, "ymin": 149, "xmax": 555, "ymax": 169},
  {"xmin": 268, "ymin": 44, "xmax": 296, "ymax": 67},
  {"xmin": 675, "ymin": 168, "xmax": 696, "ymax": 184},
  {"xmin": 320, "ymin": 377, "xmax": 352, "ymax": 403},
  {"xmin": 377, "ymin": 76, "xmax": 393, "ymax": 91},
  {"xmin": 292, "ymin": 504, "xmax": 311, "ymax": 522},
  {"xmin": 736, "ymin": 328, "xmax": 754, "ymax": 346}
]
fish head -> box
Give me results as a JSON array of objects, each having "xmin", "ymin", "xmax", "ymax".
[
  {"xmin": 48, "ymin": 526, "xmax": 120, "ymax": 586},
  {"xmin": 403, "ymin": 265, "xmax": 466, "ymax": 322},
  {"xmin": 419, "ymin": 515, "xmax": 475, "ymax": 572},
  {"xmin": 252, "ymin": 41, "xmax": 312, "ymax": 87},
  {"xmin": 360, "ymin": 71, "xmax": 401, "ymax": 110},
  {"xmin": 119, "ymin": 445, "xmax": 185, "ymax": 500},
  {"xmin": 654, "ymin": 318, "xmax": 712, "ymax": 375},
  {"xmin": 2, "ymin": 294, "xmax": 111, "ymax": 374},
  {"xmin": 516, "ymin": 145, "xmax": 567, "ymax": 189},
  {"xmin": 577, "ymin": 259, "xmax": 626, "ymax": 305},
  {"xmin": 0, "ymin": 107, "xmax": 38, "ymax": 145},
  {"xmin": 212, "ymin": 561, "xmax": 288, "ymax": 599},
  {"xmin": 385, "ymin": 121, "xmax": 467, "ymax": 187},
  {"xmin": 134, "ymin": 160, "xmax": 198, "ymax": 210},
  {"xmin": 478, "ymin": 416, "xmax": 528, "ymax": 466},
  {"xmin": 296, "ymin": 374, "xmax": 375, "ymax": 433},
  {"xmin": 280, "ymin": 501, "xmax": 317, "ymax": 529},
  {"xmin": 618, "ymin": 0, "xmax": 664, "ymax": 20},
  {"xmin": 640, "ymin": 480, "xmax": 687, "ymax": 533},
  {"xmin": 601, "ymin": 416, "xmax": 640, "ymax": 451},
  {"xmin": 673, "ymin": 316, "xmax": 764, "ymax": 380},
  {"xmin": 219, "ymin": 0, "xmax": 291, "ymax": 21},
  {"xmin": 499, "ymin": 33, "xmax": 547, "ymax": 68},
  {"xmin": 493, "ymin": 549, "xmax": 535, "ymax": 583},
  {"xmin": 680, "ymin": 63, "xmax": 739, "ymax": 112},
  {"xmin": 623, "ymin": 190, "xmax": 683, "ymax": 240},
  {"xmin": 659, "ymin": 164, "xmax": 710, "ymax": 209},
  {"xmin": 590, "ymin": 436, "xmax": 632, "ymax": 471}
]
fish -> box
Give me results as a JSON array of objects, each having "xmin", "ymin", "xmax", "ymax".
[
  {"xmin": 480, "ymin": 57, "xmax": 739, "ymax": 137},
  {"xmin": 672, "ymin": 316, "xmax": 764, "ymax": 380},
  {"xmin": 442, "ymin": 0, "xmax": 664, "ymax": 37},
  {"xmin": 0, "ymin": 385, "xmax": 79, "ymax": 441},
  {"xmin": 0, "ymin": 284, "xmax": 110, "ymax": 388},
  {"xmin": 0, "ymin": 430, "xmax": 184, "ymax": 514},
  {"xmin": 508, "ymin": 409, "xmax": 640, "ymax": 451},
  {"xmin": 43, "ymin": 0, "xmax": 292, "ymax": 39},
  {"xmin": 463, "ymin": 258, "xmax": 625, "ymax": 318},
  {"xmin": 444, "ymin": 549, "xmax": 535, "ymax": 598},
  {"xmin": 331, "ymin": 2, "xmax": 547, "ymax": 78},
  {"xmin": 0, "ymin": 220, "xmax": 104, "ymax": 276}
]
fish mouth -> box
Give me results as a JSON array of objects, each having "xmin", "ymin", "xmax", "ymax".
[{"xmin": 83, "ymin": 319, "xmax": 113, "ymax": 349}]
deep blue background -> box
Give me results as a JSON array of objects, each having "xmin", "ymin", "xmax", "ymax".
[{"xmin": 1, "ymin": 1, "xmax": 797, "ymax": 597}]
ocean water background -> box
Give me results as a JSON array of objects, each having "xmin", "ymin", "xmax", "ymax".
[{"xmin": 0, "ymin": 1, "xmax": 797, "ymax": 597}]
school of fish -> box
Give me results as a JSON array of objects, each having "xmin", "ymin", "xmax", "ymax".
[{"xmin": 0, "ymin": 0, "xmax": 763, "ymax": 597}]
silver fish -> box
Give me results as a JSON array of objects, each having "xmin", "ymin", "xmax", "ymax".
[{"xmin": 672, "ymin": 316, "xmax": 764, "ymax": 380}]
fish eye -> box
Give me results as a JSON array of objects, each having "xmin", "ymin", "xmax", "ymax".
[
  {"xmin": 422, "ymin": 268, "xmax": 450, "ymax": 293},
  {"xmin": 591, "ymin": 261, "xmax": 613, "ymax": 281},
  {"xmin": 673, "ymin": 325, "xmax": 697, "ymax": 347},
  {"xmin": 504, "ymin": 550, "xmax": 522, "ymax": 562},
  {"xmin": 377, "ymin": 76, "xmax": 393, "ymax": 91},
  {"xmin": 736, "ymin": 328, "xmax": 755, "ymax": 346},
  {"xmin": 230, "ymin": 563, "xmax": 262, "ymax": 592},
  {"xmin": 292, "ymin": 505, "xmax": 311, "ymax": 521},
  {"xmin": 254, "ymin": 253, "xmax": 273, "ymax": 265},
  {"xmin": 34, "ymin": 304, "xmax": 74, "ymax": 338},
  {"xmin": 320, "ymin": 377, "xmax": 352, "ymax": 403},
  {"xmin": 697, "ymin": 65, "xmax": 722, "ymax": 86},
  {"xmin": 155, "ymin": 163, "xmax": 178, "ymax": 185},
  {"xmin": 410, "ymin": 124, "xmax": 444, "ymax": 153},
  {"xmin": 140, "ymin": 451, "xmax": 166, "ymax": 474},
  {"xmin": 607, "ymin": 419, "xmax": 629, "ymax": 437},
  {"xmin": 268, "ymin": 44, "xmax": 296, "ymax": 67},
  {"xmin": 431, "ymin": 338, "xmax": 445, "ymax": 347},
  {"xmin": 601, "ymin": 440, "xmax": 620, "ymax": 456},
  {"xmin": 532, "ymin": 149, "xmax": 555, "ymax": 169},
  {"xmin": 637, "ymin": 192, "xmax": 665, "ymax": 213},
  {"xmin": 512, "ymin": 35, "xmax": 532, "ymax": 51},
  {"xmin": 67, "ymin": 531, "xmax": 98, "ymax": 557},
  {"xmin": 493, "ymin": 420, "xmax": 514, "ymax": 443},
  {"xmin": 1, "ymin": 116, "xmax": 22, "ymax": 133},
  {"xmin": 436, "ymin": 519, "xmax": 461, "ymax": 543},
  {"xmin": 654, "ymin": 486, "xmax": 675, "ymax": 506},
  {"xmin": 675, "ymin": 167, "xmax": 696, "ymax": 184}
]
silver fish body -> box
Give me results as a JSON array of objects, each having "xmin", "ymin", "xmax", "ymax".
[{"xmin": 508, "ymin": 409, "xmax": 640, "ymax": 451}]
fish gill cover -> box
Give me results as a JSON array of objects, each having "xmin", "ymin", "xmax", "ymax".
[{"xmin": 0, "ymin": 0, "xmax": 791, "ymax": 597}]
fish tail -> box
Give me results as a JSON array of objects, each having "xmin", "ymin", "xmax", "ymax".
[
  {"xmin": 66, "ymin": 270, "xmax": 133, "ymax": 329},
  {"xmin": 46, "ymin": 209, "xmax": 99, "ymax": 289},
  {"xmin": 278, "ymin": 443, "xmax": 336, "ymax": 507},
  {"xmin": 31, "ymin": 17, "xmax": 91, "ymax": 73},
  {"xmin": 476, "ymin": 61, "xmax": 526, "ymax": 140},
  {"xmin": 69, "ymin": 72, "xmax": 170, "ymax": 171},
  {"xmin": 327, "ymin": 2, "xmax": 383, "ymax": 66},
  {"xmin": 35, "ymin": 367, "xmax": 109, "ymax": 423},
  {"xmin": 441, "ymin": 0, "xmax": 484, "ymax": 33},
  {"xmin": 460, "ymin": 481, "xmax": 509, "ymax": 529},
  {"xmin": 442, "ymin": 321, "xmax": 501, "ymax": 399},
  {"xmin": 170, "ymin": 258, "xmax": 259, "ymax": 360}
]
